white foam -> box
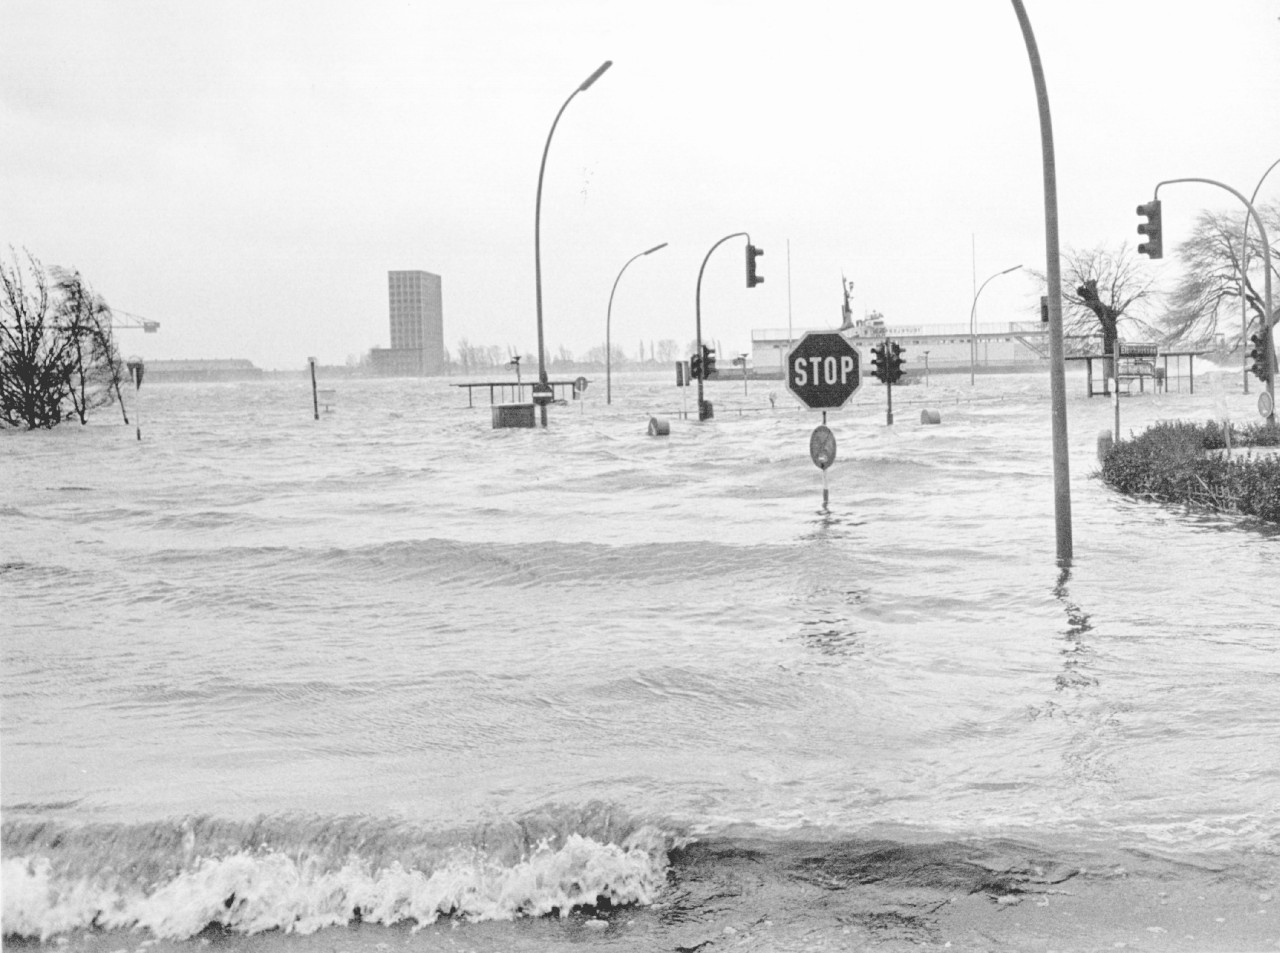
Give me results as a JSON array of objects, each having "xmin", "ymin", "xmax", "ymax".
[{"xmin": 2, "ymin": 829, "xmax": 670, "ymax": 941}]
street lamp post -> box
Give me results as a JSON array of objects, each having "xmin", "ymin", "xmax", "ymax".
[
  {"xmin": 969, "ymin": 264, "xmax": 1021, "ymax": 384},
  {"xmin": 1241, "ymin": 157, "xmax": 1280, "ymax": 394},
  {"xmin": 1010, "ymin": 0, "xmax": 1072, "ymax": 564},
  {"xmin": 534, "ymin": 59, "xmax": 612, "ymax": 427},
  {"xmin": 695, "ymin": 232, "xmax": 750, "ymax": 421},
  {"xmin": 606, "ymin": 241, "xmax": 667, "ymax": 404}
]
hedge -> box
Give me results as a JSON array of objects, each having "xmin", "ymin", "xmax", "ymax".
[{"xmin": 1099, "ymin": 420, "xmax": 1280, "ymax": 523}]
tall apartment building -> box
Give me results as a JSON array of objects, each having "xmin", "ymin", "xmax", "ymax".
[{"xmin": 371, "ymin": 270, "xmax": 444, "ymax": 376}]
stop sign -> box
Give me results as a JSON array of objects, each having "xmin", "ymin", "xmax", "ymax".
[{"xmin": 786, "ymin": 331, "xmax": 862, "ymax": 409}]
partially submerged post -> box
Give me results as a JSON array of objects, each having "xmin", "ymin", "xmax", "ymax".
[
  {"xmin": 308, "ymin": 357, "xmax": 319, "ymax": 421},
  {"xmin": 810, "ymin": 414, "xmax": 836, "ymax": 507},
  {"xmin": 126, "ymin": 359, "xmax": 144, "ymax": 441}
]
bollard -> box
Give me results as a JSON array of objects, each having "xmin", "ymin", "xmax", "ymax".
[
  {"xmin": 920, "ymin": 409, "xmax": 942, "ymax": 425},
  {"xmin": 1096, "ymin": 429, "xmax": 1114, "ymax": 463},
  {"xmin": 647, "ymin": 416, "xmax": 670, "ymax": 436}
]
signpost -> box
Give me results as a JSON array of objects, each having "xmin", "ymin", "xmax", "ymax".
[
  {"xmin": 787, "ymin": 332, "xmax": 860, "ymax": 506},
  {"xmin": 809, "ymin": 423, "xmax": 836, "ymax": 506}
]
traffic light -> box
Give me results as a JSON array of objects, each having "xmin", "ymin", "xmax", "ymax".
[
  {"xmin": 1248, "ymin": 331, "xmax": 1272, "ymax": 383},
  {"xmin": 746, "ymin": 244, "xmax": 764, "ymax": 288},
  {"xmin": 1041, "ymin": 295, "xmax": 1049, "ymax": 323},
  {"xmin": 1137, "ymin": 200, "xmax": 1163, "ymax": 259},
  {"xmin": 887, "ymin": 341, "xmax": 905, "ymax": 383},
  {"xmin": 869, "ymin": 343, "xmax": 887, "ymax": 383},
  {"xmin": 690, "ymin": 352, "xmax": 703, "ymax": 380},
  {"xmin": 702, "ymin": 344, "xmax": 717, "ymax": 378}
]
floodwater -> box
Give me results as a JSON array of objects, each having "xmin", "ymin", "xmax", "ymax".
[{"xmin": 3, "ymin": 367, "xmax": 1278, "ymax": 951}]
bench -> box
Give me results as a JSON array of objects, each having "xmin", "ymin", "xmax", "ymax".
[{"xmin": 1116, "ymin": 342, "xmax": 1163, "ymax": 393}]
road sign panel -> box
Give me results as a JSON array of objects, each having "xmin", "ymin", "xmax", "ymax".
[
  {"xmin": 786, "ymin": 331, "xmax": 862, "ymax": 409},
  {"xmin": 531, "ymin": 382, "xmax": 555, "ymax": 405},
  {"xmin": 809, "ymin": 424, "xmax": 836, "ymax": 470}
]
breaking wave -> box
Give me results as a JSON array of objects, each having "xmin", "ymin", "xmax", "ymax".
[{"xmin": 2, "ymin": 807, "xmax": 679, "ymax": 940}]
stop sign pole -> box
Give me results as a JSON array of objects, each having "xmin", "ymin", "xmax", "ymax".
[{"xmin": 787, "ymin": 331, "xmax": 861, "ymax": 507}]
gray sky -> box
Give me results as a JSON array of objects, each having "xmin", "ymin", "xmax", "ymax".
[{"xmin": 3, "ymin": 0, "xmax": 1278, "ymax": 369}]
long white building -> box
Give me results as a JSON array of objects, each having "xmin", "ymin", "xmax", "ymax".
[{"xmin": 752, "ymin": 318, "xmax": 1056, "ymax": 378}]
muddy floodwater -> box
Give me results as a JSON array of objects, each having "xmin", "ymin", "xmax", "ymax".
[{"xmin": 4, "ymin": 369, "xmax": 1278, "ymax": 951}]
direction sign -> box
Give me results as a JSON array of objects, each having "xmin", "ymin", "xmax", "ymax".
[{"xmin": 786, "ymin": 331, "xmax": 861, "ymax": 410}]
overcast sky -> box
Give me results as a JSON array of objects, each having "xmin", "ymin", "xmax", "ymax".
[{"xmin": 3, "ymin": 1, "xmax": 1278, "ymax": 369}]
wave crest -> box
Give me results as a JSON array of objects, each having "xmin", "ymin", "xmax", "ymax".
[{"xmin": 2, "ymin": 818, "xmax": 674, "ymax": 940}]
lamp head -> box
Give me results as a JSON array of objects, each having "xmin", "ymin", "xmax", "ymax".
[{"xmin": 579, "ymin": 60, "xmax": 613, "ymax": 91}]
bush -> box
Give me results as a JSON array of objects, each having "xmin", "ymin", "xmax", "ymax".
[{"xmin": 1099, "ymin": 420, "xmax": 1280, "ymax": 522}]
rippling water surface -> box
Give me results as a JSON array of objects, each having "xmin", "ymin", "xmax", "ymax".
[{"xmin": 3, "ymin": 369, "xmax": 1278, "ymax": 950}]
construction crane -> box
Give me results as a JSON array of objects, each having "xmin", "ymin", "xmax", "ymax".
[{"xmin": 112, "ymin": 310, "xmax": 161, "ymax": 333}]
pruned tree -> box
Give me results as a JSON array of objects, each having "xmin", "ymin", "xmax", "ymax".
[
  {"xmin": 1033, "ymin": 244, "xmax": 1161, "ymax": 359},
  {"xmin": 1163, "ymin": 201, "xmax": 1280, "ymax": 349}
]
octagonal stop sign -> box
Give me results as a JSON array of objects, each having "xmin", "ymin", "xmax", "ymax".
[{"xmin": 786, "ymin": 331, "xmax": 862, "ymax": 410}]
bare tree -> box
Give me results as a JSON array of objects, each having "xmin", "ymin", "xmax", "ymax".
[
  {"xmin": 2, "ymin": 251, "xmax": 72, "ymax": 429},
  {"xmin": 1038, "ymin": 244, "xmax": 1161, "ymax": 355},
  {"xmin": 53, "ymin": 268, "xmax": 128, "ymax": 424},
  {"xmin": 1164, "ymin": 201, "xmax": 1280, "ymax": 349},
  {"xmin": 1, "ymin": 251, "xmax": 128, "ymax": 429}
]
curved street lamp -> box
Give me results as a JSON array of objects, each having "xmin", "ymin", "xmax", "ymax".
[
  {"xmin": 533, "ymin": 59, "xmax": 612, "ymax": 426},
  {"xmin": 695, "ymin": 232, "xmax": 750, "ymax": 421},
  {"xmin": 1154, "ymin": 177, "xmax": 1274, "ymax": 423},
  {"xmin": 606, "ymin": 241, "xmax": 667, "ymax": 404},
  {"xmin": 969, "ymin": 264, "xmax": 1022, "ymax": 384},
  {"xmin": 1240, "ymin": 156, "xmax": 1280, "ymax": 393}
]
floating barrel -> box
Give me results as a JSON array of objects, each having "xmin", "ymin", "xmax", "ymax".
[
  {"xmin": 648, "ymin": 416, "xmax": 670, "ymax": 436},
  {"xmin": 920, "ymin": 409, "xmax": 942, "ymax": 425}
]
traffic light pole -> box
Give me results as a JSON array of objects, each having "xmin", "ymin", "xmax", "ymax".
[
  {"xmin": 695, "ymin": 232, "xmax": 749, "ymax": 421},
  {"xmin": 1240, "ymin": 159, "xmax": 1280, "ymax": 395},
  {"xmin": 1152, "ymin": 177, "xmax": 1274, "ymax": 424}
]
